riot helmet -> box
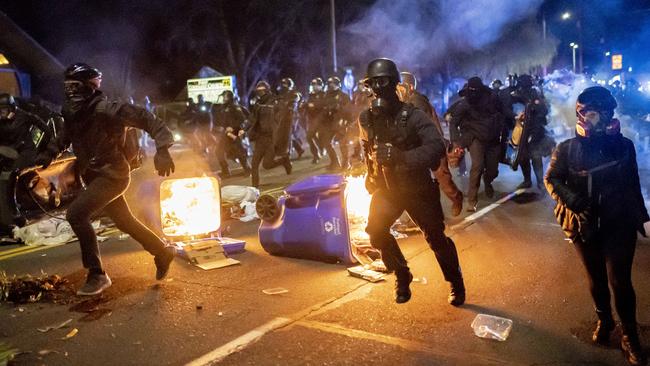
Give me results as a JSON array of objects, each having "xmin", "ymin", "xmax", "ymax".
[
  {"xmin": 327, "ymin": 76, "xmax": 341, "ymax": 92},
  {"xmin": 491, "ymin": 79, "xmax": 503, "ymax": 90},
  {"xmin": 309, "ymin": 78, "xmax": 324, "ymax": 94},
  {"xmin": 255, "ymin": 80, "xmax": 271, "ymax": 97},
  {"xmin": 280, "ymin": 77, "xmax": 295, "ymax": 92},
  {"xmin": 575, "ymin": 86, "xmax": 619, "ymax": 137},
  {"xmin": 459, "ymin": 76, "xmax": 488, "ymax": 105},
  {"xmin": 64, "ymin": 63, "xmax": 102, "ymax": 101},
  {"xmin": 363, "ymin": 58, "xmax": 400, "ymax": 99},
  {"xmin": 516, "ymin": 74, "xmax": 534, "ymax": 90},
  {"xmin": 221, "ymin": 90, "xmax": 234, "ymax": 105},
  {"xmin": 0, "ymin": 94, "xmax": 17, "ymax": 121}
]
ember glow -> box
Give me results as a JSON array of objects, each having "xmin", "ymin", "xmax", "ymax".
[
  {"xmin": 344, "ymin": 175, "xmax": 377, "ymax": 265},
  {"xmin": 160, "ymin": 177, "xmax": 221, "ymax": 238}
]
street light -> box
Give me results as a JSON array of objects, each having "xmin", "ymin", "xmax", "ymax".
[
  {"xmin": 570, "ymin": 43, "xmax": 579, "ymax": 73},
  {"xmin": 561, "ymin": 12, "xmax": 572, "ymax": 20},
  {"xmin": 605, "ymin": 51, "xmax": 611, "ymax": 57}
]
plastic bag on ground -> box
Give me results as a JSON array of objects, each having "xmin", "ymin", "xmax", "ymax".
[{"xmin": 221, "ymin": 185, "xmax": 260, "ymax": 205}]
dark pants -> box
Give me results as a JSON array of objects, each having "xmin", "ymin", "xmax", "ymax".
[
  {"xmin": 319, "ymin": 125, "xmax": 348, "ymax": 168},
  {"xmin": 220, "ymin": 137, "xmax": 250, "ymax": 174},
  {"xmin": 433, "ymin": 156, "xmax": 462, "ymax": 202},
  {"xmin": 66, "ymin": 173, "xmax": 167, "ymax": 273},
  {"xmin": 306, "ymin": 123, "xmax": 321, "ymax": 160},
  {"xmin": 468, "ymin": 139, "xmax": 500, "ymax": 203},
  {"xmin": 573, "ymin": 227, "xmax": 638, "ymax": 324},
  {"xmin": 251, "ymin": 136, "xmax": 286, "ymax": 187},
  {"xmin": 365, "ymin": 186, "xmax": 463, "ymax": 284},
  {"xmin": 520, "ymin": 156, "xmax": 543, "ymax": 186}
]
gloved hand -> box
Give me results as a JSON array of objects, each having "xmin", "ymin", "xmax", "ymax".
[
  {"xmin": 34, "ymin": 153, "xmax": 53, "ymax": 170},
  {"xmin": 372, "ymin": 143, "xmax": 404, "ymax": 166},
  {"xmin": 154, "ymin": 148, "xmax": 175, "ymax": 177},
  {"xmin": 643, "ymin": 221, "xmax": 650, "ymax": 237}
]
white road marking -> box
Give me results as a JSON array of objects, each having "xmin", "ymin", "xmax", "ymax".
[
  {"xmin": 184, "ymin": 317, "xmax": 292, "ymax": 366},
  {"xmin": 449, "ymin": 189, "xmax": 526, "ymax": 232}
]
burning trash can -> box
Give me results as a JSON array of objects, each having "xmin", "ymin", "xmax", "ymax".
[
  {"xmin": 257, "ymin": 174, "xmax": 382, "ymax": 267},
  {"xmin": 160, "ymin": 176, "xmax": 244, "ymax": 270}
]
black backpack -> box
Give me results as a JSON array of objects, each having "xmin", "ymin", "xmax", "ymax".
[{"xmin": 93, "ymin": 100, "xmax": 144, "ymax": 171}]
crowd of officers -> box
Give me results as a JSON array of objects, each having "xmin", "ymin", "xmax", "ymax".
[{"xmin": 179, "ymin": 76, "xmax": 374, "ymax": 188}]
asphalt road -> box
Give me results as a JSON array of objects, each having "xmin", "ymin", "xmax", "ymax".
[{"xmin": 1, "ymin": 148, "xmax": 649, "ymax": 366}]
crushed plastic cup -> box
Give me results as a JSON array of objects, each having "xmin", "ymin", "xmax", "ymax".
[{"xmin": 471, "ymin": 314, "xmax": 513, "ymax": 341}]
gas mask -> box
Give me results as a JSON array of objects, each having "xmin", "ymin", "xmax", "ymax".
[
  {"xmin": 64, "ymin": 80, "xmax": 94, "ymax": 102},
  {"xmin": 465, "ymin": 87, "xmax": 482, "ymax": 105},
  {"xmin": 575, "ymin": 107, "xmax": 619, "ymax": 138}
]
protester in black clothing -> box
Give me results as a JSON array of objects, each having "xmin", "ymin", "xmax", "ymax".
[
  {"xmin": 449, "ymin": 77, "xmax": 506, "ymax": 211},
  {"xmin": 360, "ymin": 58, "xmax": 464, "ymax": 306},
  {"xmin": 545, "ymin": 86, "xmax": 649, "ymax": 366},
  {"xmin": 35, "ymin": 63, "xmax": 176, "ymax": 296},
  {"xmin": 511, "ymin": 74, "xmax": 553, "ymax": 189},
  {"xmin": 248, "ymin": 81, "xmax": 292, "ymax": 188}
]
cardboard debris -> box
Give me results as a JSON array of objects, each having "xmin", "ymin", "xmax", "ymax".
[
  {"xmin": 347, "ymin": 266, "xmax": 386, "ymax": 283},
  {"xmin": 181, "ymin": 240, "xmax": 240, "ymax": 270},
  {"xmin": 262, "ymin": 288, "xmax": 289, "ymax": 295},
  {"xmin": 37, "ymin": 319, "xmax": 73, "ymax": 333}
]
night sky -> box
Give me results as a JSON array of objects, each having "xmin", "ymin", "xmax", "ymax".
[{"xmin": 1, "ymin": 0, "xmax": 648, "ymax": 101}]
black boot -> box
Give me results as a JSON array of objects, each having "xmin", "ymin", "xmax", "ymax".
[
  {"xmin": 448, "ymin": 279, "xmax": 466, "ymax": 306},
  {"xmin": 282, "ymin": 157, "xmax": 292, "ymax": 175},
  {"xmin": 394, "ymin": 269, "xmax": 413, "ymax": 304},
  {"xmin": 622, "ymin": 323, "xmax": 647, "ymax": 366},
  {"xmin": 592, "ymin": 310, "xmax": 615, "ymax": 345}
]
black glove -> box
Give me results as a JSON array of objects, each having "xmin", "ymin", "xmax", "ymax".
[
  {"xmin": 373, "ymin": 143, "xmax": 404, "ymax": 166},
  {"xmin": 154, "ymin": 148, "xmax": 175, "ymax": 177},
  {"xmin": 34, "ymin": 153, "xmax": 53, "ymax": 170}
]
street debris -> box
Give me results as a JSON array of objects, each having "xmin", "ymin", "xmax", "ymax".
[
  {"xmin": 11, "ymin": 219, "xmax": 114, "ymax": 246},
  {"xmin": 0, "ymin": 342, "xmax": 17, "ymax": 365},
  {"xmin": 262, "ymin": 287, "xmax": 289, "ymax": 295},
  {"xmin": 61, "ymin": 328, "xmax": 78, "ymax": 340},
  {"xmin": 1, "ymin": 272, "xmax": 74, "ymax": 304},
  {"xmin": 221, "ymin": 185, "xmax": 260, "ymax": 222},
  {"xmin": 37, "ymin": 318, "xmax": 73, "ymax": 333},
  {"xmin": 196, "ymin": 304, "xmax": 203, "ymax": 310},
  {"xmin": 347, "ymin": 266, "xmax": 385, "ymax": 283},
  {"xmin": 471, "ymin": 314, "xmax": 513, "ymax": 341},
  {"xmin": 37, "ymin": 349, "xmax": 67, "ymax": 357},
  {"xmin": 413, "ymin": 277, "xmax": 428, "ymax": 285}
]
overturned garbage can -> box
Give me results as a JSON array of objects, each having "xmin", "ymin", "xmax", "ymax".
[{"xmin": 257, "ymin": 174, "xmax": 358, "ymax": 264}]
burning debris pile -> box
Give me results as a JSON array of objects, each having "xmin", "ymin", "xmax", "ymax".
[
  {"xmin": 160, "ymin": 177, "xmax": 221, "ymax": 238},
  {"xmin": 0, "ymin": 272, "xmax": 74, "ymax": 304}
]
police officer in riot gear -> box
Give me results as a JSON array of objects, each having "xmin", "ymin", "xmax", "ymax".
[
  {"xmin": 213, "ymin": 90, "xmax": 251, "ymax": 176},
  {"xmin": 546, "ymin": 86, "xmax": 649, "ymax": 366},
  {"xmin": 398, "ymin": 71, "xmax": 464, "ymax": 216},
  {"xmin": 303, "ymin": 77, "xmax": 326, "ymax": 164},
  {"xmin": 491, "ymin": 79, "xmax": 503, "ymax": 91},
  {"xmin": 248, "ymin": 80, "xmax": 292, "ymax": 188},
  {"xmin": 0, "ymin": 93, "xmax": 53, "ymax": 171},
  {"xmin": 323, "ymin": 76, "xmax": 351, "ymax": 170},
  {"xmin": 360, "ymin": 58, "xmax": 465, "ymax": 305},
  {"xmin": 34, "ymin": 63, "xmax": 176, "ymax": 296},
  {"xmin": 276, "ymin": 77, "xmax": 304, "ymax": 160}
]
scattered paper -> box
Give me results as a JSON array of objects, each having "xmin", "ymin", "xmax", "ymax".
[
  {"xmin": 262, "ymin": 287, "xmax": 289, "ymax": 295},
  {"xmin": 37, "ymin": 318, "xmax": 72, "ymax": 333},
  {"xmin": 61, "ymin": 328, "xmax": 78, "ymax": 340}
]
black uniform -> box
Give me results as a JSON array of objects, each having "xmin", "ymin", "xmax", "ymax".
[
  {"xmin": 0, "ymin": 108, "xmax": 52, "ymax": 171},
  {"xmin": 43, "ymin": 91, "xmax": 174, "ymax": 272},
  {"xmin": 360, "ymin": 103, "xmax": 463, "ymax": 290},
  {"xmin": 213, "ymin": 101, "xmax": 251, "ymax": 175},
  {"xmin": 449, "ymin": 85, "xmax": 505, "ymax": 207},
  {"xmin": 303, "ymin": 90, "xmax": 327, "ymax": 162},
  {"xmin": 275, "ymin": 89, "xmax": 301, "ymax": 159},
  {"xmin": 248, "ymin": 92, "xmax": 291, "ymax": 188},
  {"xmin": 322, "ymin": 89, "xmax": 351, "ymax": 169}
]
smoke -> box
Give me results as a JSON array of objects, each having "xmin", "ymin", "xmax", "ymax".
[{"xmin": 342, "ymin": 0, "xmax": 548, "ymax": 74}]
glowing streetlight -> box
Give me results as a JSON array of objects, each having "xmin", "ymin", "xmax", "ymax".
[
  {"xmin": 605, "ymin": 51, "xmax": 611, "ymax": 57},
  {"xmin": 561, "ymin": 12, "xmax": 571, "ymax": 20},
  {"xmin": 570, "ymin": 43, "xmax": 579, "ymax": 73}
]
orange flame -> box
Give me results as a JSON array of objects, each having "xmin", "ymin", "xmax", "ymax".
[{"xmin": 160, "ymin": 177, "xmax": 221, "ymax": 237}]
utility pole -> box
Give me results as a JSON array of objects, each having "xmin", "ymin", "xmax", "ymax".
[{"xmin": 330, "ymin": 0, "xmax": 338, "ymax": 73}]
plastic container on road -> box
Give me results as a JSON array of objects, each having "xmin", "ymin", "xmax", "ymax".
[{"xmin": 471, "ymin": 314, "xmax": 513, "ymax": 341}]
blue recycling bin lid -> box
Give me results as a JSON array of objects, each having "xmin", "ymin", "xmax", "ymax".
[{"xmin": 285, "ymin": 174, "xmax": 346, "ymax": 196}]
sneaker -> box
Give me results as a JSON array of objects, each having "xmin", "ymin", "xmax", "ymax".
[
  {"xmin": 467, "ymin": 201, "xmax": 477, "ymax": 212},
  {"xmin": 311, "ymin": 157, "xmax": 320, "ymax": 164},
  {"xmin": 154, "ymin": 246, "xmax": 176, "ymax": 280},
  {"xmin": 448, "ymin": 281, "xmax": 466, "ymax": 306},
  {"xmin": 77, "ymin": 273, "xmax": 112, "ymax": 296}
]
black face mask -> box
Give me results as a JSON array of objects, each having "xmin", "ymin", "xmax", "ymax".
[{"xmin": 466, "ymin": 90, "xmax": 482, "ymax": 105}]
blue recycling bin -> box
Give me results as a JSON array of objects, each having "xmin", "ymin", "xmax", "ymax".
[{"xmin": 258, "ymin": 174, "xmax": 356, "ymax": 264}]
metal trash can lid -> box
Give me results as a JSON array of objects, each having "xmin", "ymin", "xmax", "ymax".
[{"xmin": 285, "ymin": 174, "xmax": 345, "ymax": 195}]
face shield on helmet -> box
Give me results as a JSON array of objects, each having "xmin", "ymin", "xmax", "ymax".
[{"xmin": 327, "ymin": 77, "xmax": 341, "ymax": 92}]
